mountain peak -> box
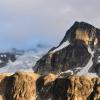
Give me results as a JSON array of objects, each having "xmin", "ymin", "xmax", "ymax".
[
  {"xmin": 60, "ymin": 21, "xmax": 96, "ymax": 46},
  {"xmin": 34, "ymin": 21, "xmax": 100, "ymax": 77}
]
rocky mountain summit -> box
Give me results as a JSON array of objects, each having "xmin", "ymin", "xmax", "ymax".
[
  {"xmin": 0, "ymin": 72, "xmax": 99, "ymax": 100},
  {"xmin": 34, "ymin": 21, "xmax": 100, "ymax": 77}
]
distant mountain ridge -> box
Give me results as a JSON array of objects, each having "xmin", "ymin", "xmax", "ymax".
[{"xmin": 34, "ymin": 21, "xmax": 100, "ymax": 77}]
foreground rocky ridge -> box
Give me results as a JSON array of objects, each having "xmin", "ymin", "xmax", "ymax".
[{"xmin": 0, "ymin": 72, "xmax": 99, "ymax": 100}]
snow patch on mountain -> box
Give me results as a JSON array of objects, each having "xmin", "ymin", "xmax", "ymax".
[
  {"xmin": 77, "ymin": 47, "xmax": 98, "ymax": 77},
  {"xmin": 60, "ymin": 70, "xmax": 73, "ymax": 75},
  {"xmin": 50, "ymin": 41, "xmax": 70, "ymax": 53}
]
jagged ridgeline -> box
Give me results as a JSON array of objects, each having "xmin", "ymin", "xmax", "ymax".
[{"xmin": 34, "ymin": 21, "xmax": 100, "ymax": 75}]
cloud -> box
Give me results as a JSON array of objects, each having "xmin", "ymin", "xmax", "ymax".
[{"xmin": 0, "ymin": 0, "xmax": 100, "ymax": 50}]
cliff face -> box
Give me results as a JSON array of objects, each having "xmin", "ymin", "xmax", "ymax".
[
  {"xmin": 0, "ymin": 72, "xmax": 99, "ymax": 100},
  {"xmin": 34, "ymin": 21, "xmax": 100, "ymax": 76}
]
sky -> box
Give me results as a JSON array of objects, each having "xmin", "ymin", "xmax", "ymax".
[{"xmin": 0, "ymin": 0, "xmax": 100, "ymax": 51}]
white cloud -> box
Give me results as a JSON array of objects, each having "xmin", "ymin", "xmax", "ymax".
[{"xmin": 0, "ymin": 0, "xmax": 100, "ymax": 49}]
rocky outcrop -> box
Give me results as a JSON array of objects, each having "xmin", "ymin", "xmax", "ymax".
[
  {"xmin": 34, "ymin": 21, "xmax": 100, "ymax": 75},
  {"xmin": 0, "ymin": 53, "xmax": 16, "ymax": 68},
  {"xmin": 5, "ymin": 72, "xmax": 39, "ymax": 100},
  {"xmin": 0, "ymin": 74, "xmax": 12, "ymax": 100},
  {"xmin": 0, "ymin": 72, "xmax": 99, "ymax": 100}
]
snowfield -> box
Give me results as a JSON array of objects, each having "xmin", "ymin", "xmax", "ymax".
[{"xmin": 0, "ymin": 51, "xmax": 40, "ymax": 73}]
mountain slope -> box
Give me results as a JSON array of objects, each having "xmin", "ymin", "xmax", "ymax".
[{"xmin": 34, "ymin": 21, "xmax": 100, "ymax": 77}]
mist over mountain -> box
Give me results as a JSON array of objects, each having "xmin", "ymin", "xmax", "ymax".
[{"xmin": 0, "ymin": 44, "xmax": 49, "ymax": 73}]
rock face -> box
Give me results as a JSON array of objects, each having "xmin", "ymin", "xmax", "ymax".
[
  {"xmin": 34, "ymin": 21, "xmax": 100, "ymax": 76},
  {"xmin": 0, "ymin": 74, "xmax": 12, "ymax": 100},
  {"xmin": 0, "ymin": 53, "xmax": 16, "ymax": 68},
  {"xmin": 0, "ymin": 72, "xmax": 99, "ymax": 100},
  {"xmin": 5, "ymin": 72, "xmax": 39, "ymax": 100}
]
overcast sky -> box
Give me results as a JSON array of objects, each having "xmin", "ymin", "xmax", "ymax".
[{"xmin": 0, "ymin": 0, "xmax": 100, "ymax": 51}]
